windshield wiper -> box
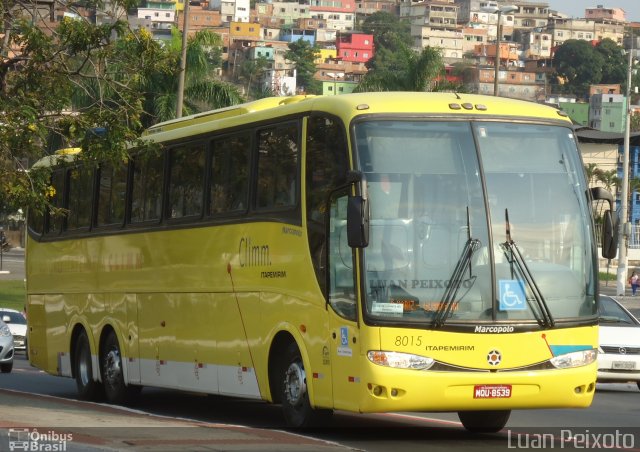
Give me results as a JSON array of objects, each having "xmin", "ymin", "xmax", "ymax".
[
  {"xmin": 599, "ymin": 316, "xmax": 633, "ymax": 324},
  {"xmin": 501, "ymin": 209, "xmax": 555, "ymax": 328},
  {"xmin": 433, "ymin": 207, "xmax": 480, "ymax": 328}
]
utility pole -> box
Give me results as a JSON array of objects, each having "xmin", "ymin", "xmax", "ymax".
[
  {"xmin": 482, "ymin": 5, "xmax": 518, "ymax": 96},
  {"xmin": 176, "ymin": 0, "xmax": 190, "ymax": 119},
  {"xmin": 617, "ymin": 33, "xmax": 634, "ymax": 296}
]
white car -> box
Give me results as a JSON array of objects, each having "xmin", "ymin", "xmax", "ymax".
[
  {"xmin": 0, "ymin": 308, "xmax": 27, "ymax": 353},
  {"xmin": 0, "ymin": 319, "xmax": 13, "ymax": 373},
  {"xmin": 597, "ymin": 295, "xmax": 640, "ymax": 390}
]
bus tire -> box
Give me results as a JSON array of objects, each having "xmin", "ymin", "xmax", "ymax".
[
  {"xmin": 279, "ymin": 342, "xmax": 331, "ymax": 428},
  {"xmin": 101, "ymin": 330, "xmax": 139, "ymax": 404},
  {"xmin": 458, "ymin": 410, "xmax": 511, "ymax": 433},
  {"xmin": 74, "ymin": 330, "xmax": 103, "ymax": 400}
]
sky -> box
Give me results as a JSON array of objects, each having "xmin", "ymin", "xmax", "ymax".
[{"xmin": 546, "ymin": 1, "xmax": 640, "ymax": 22}]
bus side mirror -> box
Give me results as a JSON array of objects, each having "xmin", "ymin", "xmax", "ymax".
[
  {"xmin": 590, "ymin": 187, "xmax": 613, "ymax": 205},
  {"xmin": 347, "ymin": 195, "xmax": 369, "ymax": 248},
  {"xmin": 590, "ymin": 187, "xmax": 618, "ymax": 259},
  {"xmin": 602, "ymin": 210, "xmax": 618, "ymax": 259}
]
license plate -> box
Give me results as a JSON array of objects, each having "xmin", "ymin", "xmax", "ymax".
[
  {"xmin": 612, "ymin": 361, "xmax": 636, "ymax": 370},
  {"xmin": 473, "ymin": 384, "xmax": 512, "ymax": 399}
]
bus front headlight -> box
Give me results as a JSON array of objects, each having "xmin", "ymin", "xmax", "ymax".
[
  {"xmin": 367, "ymin": 351, "xmax": 435, "ymax": 370},
  {"xmin": 550, "ymin": 349, "xmax": 597, "ymax": 369}
]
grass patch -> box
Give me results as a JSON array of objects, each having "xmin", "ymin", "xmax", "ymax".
[
  {"xmin": 0, "ymin": 280, "xmax": 26, "ymax": 311},
  {"xmin": 599, "ymin": 271, "xmax": 617, "ymax": 281}
]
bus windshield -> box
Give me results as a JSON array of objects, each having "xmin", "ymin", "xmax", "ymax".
[{"xmin": 353, "ymin": 120, "xmax": 596, "ymax": 327}]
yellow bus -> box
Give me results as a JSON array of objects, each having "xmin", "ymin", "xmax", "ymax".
[{"xmin": 26, "ymin": 92, "xmax": 617, "ymax": 432}]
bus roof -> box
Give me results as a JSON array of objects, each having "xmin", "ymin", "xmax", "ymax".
[
  {"xmin": 33, "ymin": 93, "xmax": 572, "ymax": 168},
  {"xmin": 144, "ymin": 95, "xmax": 316, "ymax": 136},
  {"xmin": 144, "ymin": 92, "xmax": 571, "ymax": 145},
  {"xmin": 31, "ymin": 147, "xmax": 82, "ymax": 169}
]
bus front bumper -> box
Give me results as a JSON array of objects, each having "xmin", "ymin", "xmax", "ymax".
[{"xmin": 356, "ymin": 363, "xmax": 597, "ymax": 413}]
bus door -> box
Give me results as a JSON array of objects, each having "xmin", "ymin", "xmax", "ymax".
[{"xmin": 327, "ymin": 193, "xmax": 360, "ymax": 411}]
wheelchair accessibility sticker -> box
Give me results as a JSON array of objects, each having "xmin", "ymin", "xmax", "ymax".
[
  {"xmin": 499, "ymin": 280, "xmax": 527, "ymax": 311},
  {"xmin": 337, "ymin": 326, "xmax": 352, "ymax": 357}
]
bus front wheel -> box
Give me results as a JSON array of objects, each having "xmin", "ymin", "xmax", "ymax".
[
  {"xmin": 279, "ymin": 343, "xmax": 331, "ymax": 428},
  {"xmin": 458, "ymin": 410, "xmax": 511, "ymax": 433},
  {"xmin": 100, "ymin": 330, "xmax": 140, "ymax": 404},
  {"xmin": 74, "ymin": 330, "xmax": 103, "ymax": 401}
]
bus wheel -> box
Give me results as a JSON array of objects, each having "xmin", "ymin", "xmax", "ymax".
[
  {"xmin": 458, "ymin": 410, "xmax": 511, "ymax": 433},
  {"xmin": 280, "ymin": 343, "xmax": 330, "ymax": 428},
  {"xmin": 74, "ymin": 330, "xmax": 103, "ymax": 400},
  {"xmin": 101, "ymin": 331, "xmax": 139, "ymax": 404}
]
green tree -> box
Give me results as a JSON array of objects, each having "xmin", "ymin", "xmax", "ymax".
[
  {"xmin": 584, "ymin": 163, "xmax": 599, "ymax": 186},
  {"xmin": 553, "ymin": 40, "xmax": 604, "ymax": 98},
  {"xmin": 632, "ymin": 114, "xmax": 640, "ymax": 133},
  {"xmin": 238, "ymin": 55, "xmax": 270, "ymax": 100},
  {"xmin": 594, "ymin": 38, "xmax": 626, "ymax": 84},
  {"xmin": 355, "ymin": 45, "xmax": 444, "ymax": 92},
  {"xmin": 596, "ymin": 169, "xmax": 620, "ymax": 193},
  {"xmin": 0, "ymin": 8, "xmax": 243, "ymax": 216},
  {"xmin": 360, "ymin": 11, "xmax": 412, "ymax": 51},
  {"xmin": 0, "ymin": 10, "xmax": 169, "ymax": 215},
  {"xmin": 142, "ymin": 28, "xmax": 243, "ymax": 125},
  {"xmin": 449, "ymin": 62, "xmax": 475, "ymax": 93},
  {"xmin": 285, "ymin": 39, "xmax": 321, "ymax": 94}
]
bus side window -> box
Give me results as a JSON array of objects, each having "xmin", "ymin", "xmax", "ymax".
[
  {"xmin": 131, "ymin": 154, "xmax": 164, "ymax": 223},
  {"xmin": 168, "ymin": 143, "xmax": 206, "ymax": 219},
  {"xmin": 256, "ymin": 123, "xmax": 298, "ymax": 210},
  {"xmin": 66, "ymin": 165, "xmax": 94, "ymax": 231},
  {"xmin": 96, "ymin": 162, "xmax": 127, "ymax": 227},
  {"xmin": 210, "ymin": 133, "xmax": 250, "ymax": 214}
]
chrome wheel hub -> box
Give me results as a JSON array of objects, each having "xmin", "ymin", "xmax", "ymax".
[
  {"xmin": 284, "ymin": 361, "xmax": 306, "ymax": 406},
  {"xmin": 104, "ymin": 349, "xmax": 122, "ymax": 387}
]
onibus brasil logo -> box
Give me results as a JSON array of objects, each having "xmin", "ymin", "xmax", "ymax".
[{"xmin": 7, "ymin": 428, "xmax": 73, "ymax": 451}]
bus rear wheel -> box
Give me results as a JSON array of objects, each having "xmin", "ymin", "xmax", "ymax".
[
  {"xmin": 101, "ymin": 330, "xmax": 140, "ymax": 404},
  {"xmin": 74, "ymin": 330, "xmax": 103, "ymax": 401},
  {"xmin": 279, "ymin": 343, "xmax": 331, "ymax": 428},
  {"xmin": 458, "ymin": 410, "xmax": 511, "ymax": 433}
]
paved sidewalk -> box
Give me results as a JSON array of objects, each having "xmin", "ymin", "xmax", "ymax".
[{"xmin": 0, "ymin": 389, "xmax": 355, "ymax": 452}]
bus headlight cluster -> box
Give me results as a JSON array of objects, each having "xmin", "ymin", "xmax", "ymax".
[
  {"xmin": 550, "ymin": 349, "xmax": 597, "ymax": 369},
  {"xmin": 367, "ymin": 351, "xmax": 435, "ymax": 370}
]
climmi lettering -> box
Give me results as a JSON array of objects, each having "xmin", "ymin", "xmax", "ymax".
[
  {"xmin": 239, "ymin": 237, "xmax": 271, "ymax": 267},
  {"xmin": 474, "ymin": 326, "xmax": 514, "ymax": 333}
]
